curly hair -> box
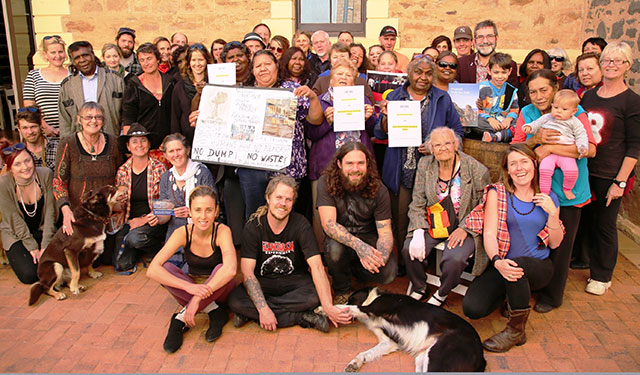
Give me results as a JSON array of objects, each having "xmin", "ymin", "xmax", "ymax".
[{"xmin": 322, "ymin": 142, "xmax": 379, "ymax": 200}]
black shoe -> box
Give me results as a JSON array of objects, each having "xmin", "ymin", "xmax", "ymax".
[
  {"xmin": 300, "ymin": 311, "xmax": 329, "ymax": 333},
  {"xmin": 206, "ymin": 307, "xmax": 229, "ymax": 342},
  {"xmin": 570, "ymin": 260, "xmax": 589, "ymax": 269},
  {"xmin": 233, "ymin": 313, "xmax": 250, "ymax": 328},
  {"xmin": 163, "ymin": 314, "xmax": 186, "ymax": 353},
  {"xmin": 533, "ymin": 302, "xmax": 555, "ymax": 314}
]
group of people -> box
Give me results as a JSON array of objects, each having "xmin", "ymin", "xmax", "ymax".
[{"xmin": 1, "ymin": 18, "xmax": 638, "ymax": 356}]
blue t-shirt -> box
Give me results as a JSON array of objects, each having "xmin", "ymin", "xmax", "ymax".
[{"xmin": 505, "ymin": 191, "xmax": 559, "ymax": 260}]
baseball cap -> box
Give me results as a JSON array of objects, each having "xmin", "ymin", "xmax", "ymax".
[
  {"xmin": 379, "ymin": 26, "xmax": 398, "ymax": 37},
  {"xmin": 454, "ymin": 26, "xmax": 472, "ymax": 40},
  {"xmin": 116, "ymin": 27, "xmax": 136, "ymax": 39},
  {"xmin": 242, "ymin": 32, "xmax": 266, "ymax": 48}
]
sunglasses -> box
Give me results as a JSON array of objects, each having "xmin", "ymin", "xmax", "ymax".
[
  {"xmin": 2, "ymin": 143, "xmax": 26, "ymax": 155},
  {"xmin": 43, "ymin": 35, "xmax": 61, "ymax": 41},
  {"xmin": 437, "ymin": 61, "xmax": 458, "ymax": 69},
  {"xmin": 17, "ymin": 106, "xmax": 39, "ymax": 113},
  {"xmin": 225, "ymin": 41, "xmax": 243, "ymax": 49},
  {"xmin": 269, "ymin": 46, "xmax": 283, "ymax": 53},
  {"xmin": 189, "ymin": 44, "xmax": 206, "ymax": 51},
  {"xmin": 81, "ymin": 115, "xmax": 104, "ymax": 121},
  {"xmin": 549, "ymin": 56, "xmax": 565, "ymax": 62}
]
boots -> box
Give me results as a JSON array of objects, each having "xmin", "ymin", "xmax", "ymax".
[
  {"xmin": 163, "ymin": 313, "xmax": 188, "ymax": 353},
  {"xmin": 206, "ymin": 307, "xmax": 229, "ymax": 342},
  {"xmin": 482, "ymin": 306, "xmax": 530, "ymax": 353}
]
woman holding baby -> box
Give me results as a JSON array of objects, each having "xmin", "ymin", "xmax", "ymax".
[{"xmin": 510, "ymin": 68, "xmax": 596, "ymax": 313}]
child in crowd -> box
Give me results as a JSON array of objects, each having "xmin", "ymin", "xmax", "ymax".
[
  {"xmin": 522, "ymin": 89, "xmax": 588, "ymax": 199},
  {"xmin": 477, "ymin": 53, "xmax": 519, "ymax": 142}
]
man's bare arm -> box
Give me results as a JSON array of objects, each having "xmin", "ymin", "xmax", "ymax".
[{"xmin": 375, "ymin": 219, "xmax": 394, "ymax": 261}]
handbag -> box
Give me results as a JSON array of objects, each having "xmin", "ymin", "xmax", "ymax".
[{"xmin": 425, "ymin": 155, "xmax": 459, "ymax": 239}]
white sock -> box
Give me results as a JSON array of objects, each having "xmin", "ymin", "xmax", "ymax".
[
  {"xmin": 175, "ymin": 306, "xmax": 187, "ymax": 322},
  {"xmin": 409, "ymin": 291, "xmax": 423, "ymax": 300},
  {"xmin": 202, "ymin": 301, "xmax": 219, "ymax": 314}
]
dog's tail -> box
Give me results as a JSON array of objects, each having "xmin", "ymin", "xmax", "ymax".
[{"xmin": 29, "ymin": 282, "xmax": 46, "ymax": 306}]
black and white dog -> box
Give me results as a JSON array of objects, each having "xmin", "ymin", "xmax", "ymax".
[{"xmin": 342, "ymin": 287, "xmax": 486, "ymax": 372}]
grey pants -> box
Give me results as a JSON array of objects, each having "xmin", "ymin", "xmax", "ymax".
[{"xmin": 402, "ymin": 230, "xmax": 475, "ymax": 297}]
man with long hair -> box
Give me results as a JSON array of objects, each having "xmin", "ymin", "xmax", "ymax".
[
  {"xmin": 317, "ymin": 142, "xmax": 396, "ymax": 304},
  {"xmin": 227, "ymin": 175, "xmax": 351, "ymax": 332}
]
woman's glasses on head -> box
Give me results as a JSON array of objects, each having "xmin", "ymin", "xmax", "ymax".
[
  {"xmin": 17, "ymin": 106, "xmax": 39, "ymax": 113},
  {"xmin": 2, "ymin": 143, "xmax": 26, "ymax": 155}
]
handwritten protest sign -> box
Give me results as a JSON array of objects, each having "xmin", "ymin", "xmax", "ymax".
[{"xmin": 191, "ymin": 84, "xmax": 298, "ymax": 171}]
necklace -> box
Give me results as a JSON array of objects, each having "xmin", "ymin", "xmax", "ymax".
[
  {"xmin": 509, "ymin": 192, "xmax": 535, "ymax": 216},
  {"xmin": 80, "ymin": 132, "xmax": 101, "ymax": 161},
  {"xmin": 16, "ymin": 177, "xmax": 38, "ymax": 217}
]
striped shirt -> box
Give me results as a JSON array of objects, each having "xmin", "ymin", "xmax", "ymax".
[{"xmin": 23, "ymin": 69, "xmax": 68, "ymax": 130}]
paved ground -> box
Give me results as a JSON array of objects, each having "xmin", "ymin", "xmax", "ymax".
[{"xmin": 1, "ymin": 234, "xmax": 639, "ymax": 373}]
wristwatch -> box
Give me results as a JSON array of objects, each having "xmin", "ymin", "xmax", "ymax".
[
  {"xmin": 613, "ymin": 179, "xmax": 627, "ymax": 189},
  {"xmin": 491, "ymin": 254, "xmax": 502, "ymax": 266}
]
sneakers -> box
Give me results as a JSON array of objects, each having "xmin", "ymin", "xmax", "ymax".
[
  {"xmin": 427, "ymin": 290, "xmax": 447, "ymax": 307},
  {"xmin": 300, "ymin": 311, "xmax": 330, "ymax": 333},
  {"xmin": 233, "ymin": 313, "xmax": 250, "ymax": 328},
  {"xmin": 206, "ymin": 307, "xmax": 229, "ymax": 342},
  {"xmin": 585, "ymin": 279, "xmax": 611, "ymax": 296},
  {"xmin": 163, "ymin": 313, "xmax": 187, "ymax": 353}
]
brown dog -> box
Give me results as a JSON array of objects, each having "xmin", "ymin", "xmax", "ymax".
[{"xmin": 29, "ymin": 185, "xmax": 122, "ymax": 305}]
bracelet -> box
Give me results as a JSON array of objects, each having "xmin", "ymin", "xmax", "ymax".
[
  {"xmin": 491, "ymin": 254, "xmax": 502, "ymax": 266},
  {"xmin": 546, "ymin": 223, "xmax": 561, "ymax": 230}
]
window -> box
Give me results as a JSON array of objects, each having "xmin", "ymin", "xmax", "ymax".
[{"xmin": 296, "ymin": 0, "xmax": 366, "ymax": 36}]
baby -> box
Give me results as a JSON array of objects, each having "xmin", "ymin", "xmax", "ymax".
[{"xmin": 523, "ymin": 89, "xmax": 588, "ymax": 200}]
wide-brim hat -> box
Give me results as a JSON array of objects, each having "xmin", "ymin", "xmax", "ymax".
[{"xmin": 118, "ymin": 123, "xmax": 153, "ymax": 150}]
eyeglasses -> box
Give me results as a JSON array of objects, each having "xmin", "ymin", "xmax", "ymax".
[
  {"xmin": 81, "ymin": 115, "xmax": 104, "ymax": 121},
  {"xmin": 600, "ymin": 58, "xmax": 629, "ymax": 66},
  {"xmin": 17, "ymin": 106, "xmax": 39, "ymax": 113},
  {"xmin": 475, "ymin": 34, "xmax": 496, "ymax": 41},
  {"xmin": 437, "ymin": 61, "xmax": 458, "ymax": 69},
  {"xmin": 269, "ymin": 46, "xmax": 283, "ymax": 53},
  {"xmin": 549, "ymin": 56, "xmax": 565, "ymax": 62},
  {"xmin": 2, "ymin": 143, "xmax": 26, "ymax": 155}
]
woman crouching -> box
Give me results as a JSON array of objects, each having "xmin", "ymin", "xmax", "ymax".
[
  {"xmin": 147, "ymin": 186, "xmax": 236, "ymax": 353},
  {"xmin": 462, "ymin": 143, "xmax": 564, "ymax": 352}
]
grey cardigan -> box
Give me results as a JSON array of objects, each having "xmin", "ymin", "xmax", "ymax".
[
  {"xmin": 407, "ymin": 151, "xmax": 491, "ymax": 276},
  {"xmin": 0, "ymin": 167, "xmax": 56, "ymax": 251}
]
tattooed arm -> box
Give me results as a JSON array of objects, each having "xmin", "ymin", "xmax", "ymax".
[
  {"xmin": 318, "ymin": 206, "xmax": 385, "ymax": 273},
  {"xmin": 375, "ymin": 219, "xmax": 393, "ymax": 262},
  {"xmin": 240, "ymin": 258, "xmax": 278, "ymax": 331}
]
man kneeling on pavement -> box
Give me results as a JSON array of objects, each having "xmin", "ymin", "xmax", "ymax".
[{"xmin": 228, "ymin": 175, "xmax": 352, "ymax": 332}]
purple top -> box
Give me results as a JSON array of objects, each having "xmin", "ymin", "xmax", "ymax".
[{"xmin": 305, "ymin": 89, "xmax": 378, "ymax": 180}]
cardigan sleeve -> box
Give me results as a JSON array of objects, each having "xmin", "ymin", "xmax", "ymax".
[{"xmin": 0, "ymin": 176, "xmax": 39, "ymax": 251}]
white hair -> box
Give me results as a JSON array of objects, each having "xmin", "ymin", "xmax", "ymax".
[{"xmin": 311, "ymin": 30, "xmax": 330, "ymax": 42}]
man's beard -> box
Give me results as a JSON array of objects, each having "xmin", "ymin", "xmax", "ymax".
[
  {"xmin": 341, "ymin": 171, "xmax": 368, "ymax": 193},
  {"xmin": 477, "ymin": 45, "xmax": 495, "ymax": 57},
  {"xmin": 120, "ymin": 47, "xmax": 133, "ymax": 58}
]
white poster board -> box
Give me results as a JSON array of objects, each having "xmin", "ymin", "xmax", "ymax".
[
  {"xmin": 191, "ymin": 84, "xmax": 298, "ymax": 171},
  {"xmin": 207, "ymin": 63, "xmax": 236, "ymax": 86},
  {"xmin": 387, "ymin": 101, "xmax": 422, "ymax": 147},
  {"xmin": 333, "ymin": 85, "xmax": 365, "ymax": 131}
]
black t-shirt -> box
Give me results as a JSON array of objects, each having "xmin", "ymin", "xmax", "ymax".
[
  {"xmin": 316, "ymin": 175, "xmax": 392, "ymax": 235},
  {"xmin": 581, "ymin": 88, "xmax": 640, "ymax": 179},
  {"xmin": 241, "ymin": 212, "xmax": 319, "ymax": 279},
  {"xmin": 129, "ymin": 167, "xmax": 150, "ymax": 218}
]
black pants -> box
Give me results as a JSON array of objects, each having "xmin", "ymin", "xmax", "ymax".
[
  {"xmin": 7, "ymin": 230, "xmax": 42, "ymax": 284},
  {"xmin": 227, "ymin": 273, "xmax": 320, "ymax": 327},
  {"xmin": 463, "ymin": 256, "xmax": 552, "ymax": 319},
  {"xmin": 402, "ymin": 232, "xmax": 475, "ymax": 297},
  {"xmin": 324, "ymin": 232, "xmax": 397, "ymax": 293},
  {"xmin": 538, "ymin": 206, "xmax": 581, "ymax": 307},
  {"xmin": 583, "ymin": 177, "xmax": 622, "ymax": 282},
  {"xmin": 112, "ymin": 223, "xmax": 166, "ymax": 271}
]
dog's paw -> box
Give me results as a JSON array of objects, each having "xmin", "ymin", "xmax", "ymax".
[
  {"xmin": 78, "ymin": 284, "xmax": 86, "ymax": 292},
  {"xmin": 55, "ymin": 293, "xmax": 67, "ymax": 301},
  {"xmin": 88, "ymin": 270, "xmax": 103, "ymax": 279},
  {"xmin": 345, "ymin": 361, "xmax": 361, "ymax": 372}
]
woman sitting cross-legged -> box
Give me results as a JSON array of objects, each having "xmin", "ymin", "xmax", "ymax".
[
  {"xmin": 147, "ymin": 186, "xmax": 236, "ymax": 353},
  {"xmin": 403, "ymin": 127, "xmax": 489, "ymax": 306},
  {"xmin": 462, "ymin": 143, "xmax": 564, "ymax": 353}
]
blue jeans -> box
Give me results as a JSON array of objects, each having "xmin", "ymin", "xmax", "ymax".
[{"xmin": 236, "ymin": 168, "xmax": 269, "ymax": 218}]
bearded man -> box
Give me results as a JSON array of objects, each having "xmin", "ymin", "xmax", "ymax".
[{"xmin": 317, "ymin": 142, "xmax": 396, "ymax": 304}]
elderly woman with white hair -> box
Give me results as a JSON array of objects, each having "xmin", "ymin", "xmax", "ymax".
[
  {"xmin": 374, "ymin": 57, "xmax": 464, "ymax": 271},
  {"xmin": 402, "ymin": 127, "xmax": 490, "ymax": 305},
  {"xmin": 546, "ymin": 47, "xmax": 572, "ymax": 89}
]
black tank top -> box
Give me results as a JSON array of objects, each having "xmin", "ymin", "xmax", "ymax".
[{"xmin": 184, "ymin": 223, "xmax": 223, "ymax": 276}]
